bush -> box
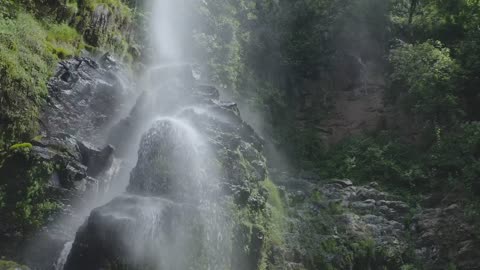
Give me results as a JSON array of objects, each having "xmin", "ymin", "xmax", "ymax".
[
  {"xmin": 428, "ymin": 122, "xmax": 480, "ymax": 195},
  {"xmin": 389, "ymin": 41, "xmax": 462, "ymax": 126},
  {"xmin": 0, "ymin": 147, "xmax": 58, "ymax": 233},
  {"xmin": 321, "ymin": 134, "xmax": 427, "ymax": 190}
]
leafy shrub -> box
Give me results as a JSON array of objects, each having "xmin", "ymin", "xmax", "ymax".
[
  {"xmin": 0, "ymin": 260, "xmax": 30, "ymax": 270},
  {"xmin": 428, "ymin": 122, "xmax": 480, "ymax": 195},
  {"xmin": 389, "ymin": 41, "xmax": 462, "ymax": 126},
  {"xmin": 0, "ymin": 147, "xmax": 58, "ymax": 233},
  {"xmin": 321, "ymin": 134, "xmax": 426, "ymax": 189}
]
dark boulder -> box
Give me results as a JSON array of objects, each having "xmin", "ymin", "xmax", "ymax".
[
  {"xmin": 65, "ymin": 65, "xmax": 271, "ymax": 270},
  {"xmin": 64, "ymin": 195, "xmax": 231, "ymax": 270},
  {"xmin": 127, "ymin": 119, "xmax": 211, "ymax": 201}
]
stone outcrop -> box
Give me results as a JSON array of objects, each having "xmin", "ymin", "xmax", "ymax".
[
  {"xmin": 64, "ymin": 65, "xmax": 272, "ymax": 270},
  {"xmin": 0, "ymin": 133, "xmax": 115, "ymax": 269},
  {"xmin": 278, "ymin": 176, "xmax": 411, "ymax": 269},
  {"xmin": 412, "ymin": 204, "xmax": 480, "ymax": 270},
  {"xmin": 42, "ymin": 56, "xmax": 134, "ymax": 146},
  {"xmin": 276, "ymin": 174, "xmax": 480, "ymax": 270},
  {"xmin": 0, "ymin": 55, "xmax": 133, "ymax": 269}
]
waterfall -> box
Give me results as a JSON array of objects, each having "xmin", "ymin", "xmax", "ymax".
[
  {"xmin": 54, "ymin": 1, "xmax": 232, "ymax": 268},
  {"xmin": 54, "ymin": 241, "xmax": 72, "ymax": 270}
]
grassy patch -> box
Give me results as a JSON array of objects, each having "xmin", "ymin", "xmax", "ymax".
[
  {"xmin": 9, "ymin": 143, "xmax": 33, "ymax": 151},
  {"xmin": 0, "ymin": 12, "xmax": 56, "ymax": 147},
  {"xmin": 46, "ymin": 23, "xmax": 84, "ymax": 59},
  {"xmin": 262, "ymin": 178, "xmax": 286, "ymax": 246},
  {"xmin": 0, "ymin": 11, "xmax": 86, "ymax": 148}
]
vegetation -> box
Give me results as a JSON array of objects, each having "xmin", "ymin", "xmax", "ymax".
[
  {"xmin": 0, "ymin": 146, "xmax": 58, "ymax": 233},
  {"xmin": 0, "ymin": 260, "xmax": 30, "ymax": 270},
  {"xmin": 0, "ymin": 0, "xmax": 140, "ymax": 262},
  {"xmin": 0, "ymin": 0, "xmax": 139, "ymax": 149},
  {"xmin": 192, "ymin": 0, "xmax": 480, "ymax": 201},
  {"xmin": 1, "ymin": 0, "xmax": 480, "ymax": 268},
  {"xmin": 0, "ymin": 12, "xmax": 56, "ymax": 147}
]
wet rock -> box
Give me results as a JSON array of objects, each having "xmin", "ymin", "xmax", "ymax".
[
  {"xmin": 127, "ymin": 120, "xmax": 211, "ymax": 201},
  {"xmin": 64, "ymin": 195, "xmax": 226, "ymax": 270},
  {"xmin": 330, "ymin": 179, "xmax": 353, "ymax": 187},
  {"xmin": 31, "ymin": 134, "xmax": 114, "ymax": 188},
  {"xmin": 64, "ymin": 194, "xmax": 232, "ymax": 270},
  {"xmin": 42, "ymin": 57, "xmax": 133, "ymax": 146},
  {"xmin": 14, "ymin": 134, "xmax": 115, "ymax": 269}
]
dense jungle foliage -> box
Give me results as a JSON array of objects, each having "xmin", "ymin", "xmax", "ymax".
[{"xmin": 191, "ymin": 0, "xmax": 480, "ymax": 203}]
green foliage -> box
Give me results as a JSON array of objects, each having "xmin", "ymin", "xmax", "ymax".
[
  {"xmin": 0, "ymin": 0, "xmax": 140, "ymax": 148},
  {"xmin": 46, "ymin": 23, "xmax": 84, "ymax": 59},
  {"xmin": 0, "ymin": 260, "xmax": 30, "ymax": 270},
  {"xmin": 0, "ymin": 10, "xmax": 88, "ymax": 148},
  {"xmin": 321, "ymin": 134, "xmax": 426, "ymax": 189},
  {"xmin": 0, "ymin": 147, "xmax": 58, "ymax": 233},
  {"xmin": 321, "ymin": 121, "xmax": 480, "ymax": 201},
  {"xmin": 428, "ymin": 122, "xmax": 480, "ymax": 195},
  {"xmin": 0, "ymin": 12, "xmax": 56, "ymax": 147},
  {"xmin": 8, "ymin": 143, "xmax": 33, "ymax": 151},
  {"xmin": 389, "ymin": 41, "xmax": 461, "ymax": 126},
  {"xmin": 262, "ymin": 178, "xmax": 286, "ymax": 246}
]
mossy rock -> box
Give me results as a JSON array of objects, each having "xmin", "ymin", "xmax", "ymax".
[{"xmin": 0, "ymin": 260, "xmax": 30, "ymax": 270}]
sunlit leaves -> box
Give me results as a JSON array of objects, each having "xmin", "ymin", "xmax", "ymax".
[{"xmin": 389, "ymin": 41, "xmax": 462, "ymax": 125}]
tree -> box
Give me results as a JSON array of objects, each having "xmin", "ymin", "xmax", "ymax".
[{"xmin": 389, "ymin": 41, "xmax": 461, "ymax": 126}]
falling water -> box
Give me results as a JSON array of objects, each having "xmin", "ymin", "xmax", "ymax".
[
  {"xmin": 56, "ymin": 0, "xmax": 232, "ymax": 269},
  {"xmin": 54, "ymin": 242, "xmax": 72, "ymax": 270}
]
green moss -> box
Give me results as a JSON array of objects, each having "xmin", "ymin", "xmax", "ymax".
[
  {"xmin": 66, "ymin": 0, "xmax": 79, "ymax": 15},
  {"xmin": 0, "ymin": 10, "xmax": 89, "ymax": 148},
  {"xmin": 0, "ymin": 148, "xmax": 58, "ymax": 232},
  {"xmin": 46, "ymin": 23, "xmax": 84, "ymax": 59},
  {"xmin": 0, "ymin": 260, "xmax": 30, "ymax": 270},
  {"xmin": 262, "ymin": 178, "xmax": 286, "ymax": 246},
  {"xmin": 8, "ymin": 143, "xmax": 32, "ymax": 151},
  {"xmin": 0, "ymin": 12, "xmax": 55, "ymax": 147}
]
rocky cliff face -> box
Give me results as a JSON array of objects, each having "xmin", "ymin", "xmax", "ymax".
[
  {"xmin": 0, "ymin": 55, "xmax": 133, "ymax": 269},
  {"xmin": 274, "ymin": 174, "xmax": 480, "ymax": 270}
]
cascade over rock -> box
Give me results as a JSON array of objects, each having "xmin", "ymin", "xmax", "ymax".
[
  {"xmin": 1, "ymin": 55, "xmax": 135, "ymax": 269},
  {"xmin": 64, "ymin": 65, "xmax": 271, "ymax": 270}
]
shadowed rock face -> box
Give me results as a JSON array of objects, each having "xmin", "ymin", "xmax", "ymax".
[
  {"xmin": 64, "ymin": 65, "xmax": 270, "ymax": 270},
  {"xmin": 42, "ymin": 56, "xmax": 133, "ymax": 146}
]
